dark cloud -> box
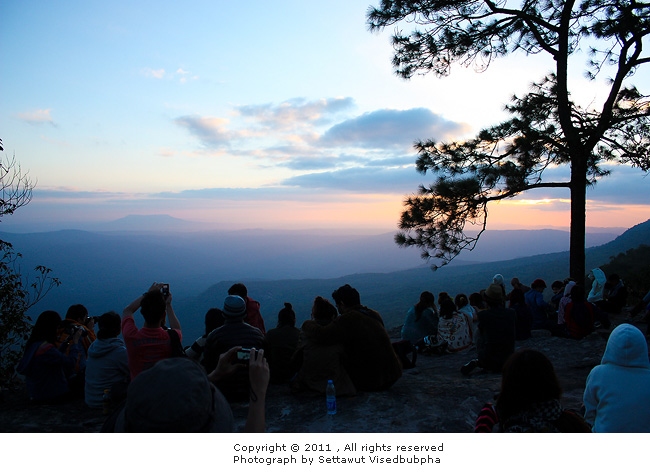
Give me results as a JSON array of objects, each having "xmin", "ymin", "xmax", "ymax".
[
  {"xmin": 587, "ymin": 165, "xmax": 649, "ymax": 204},
  {"xmin": 319, "ymin": 108, "xmax": 470, "ymax": 149}
]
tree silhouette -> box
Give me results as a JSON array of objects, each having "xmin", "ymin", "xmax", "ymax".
[
  {"xmin": 0, "ymin": 140, "xmax": 60, "ymax": 384},
  {"xmin": 368, "ymin": 0, "xmax": 650, "ymax": 280}
]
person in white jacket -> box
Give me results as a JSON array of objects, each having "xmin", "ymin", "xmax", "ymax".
[{"xmin": 583, "ymin": 323, "xmax": 650, "ymax": 432}]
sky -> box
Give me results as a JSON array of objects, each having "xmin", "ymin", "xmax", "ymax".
[{"xmin": 1, "ymin": 0, "xmax": 649, "ymax": 233}]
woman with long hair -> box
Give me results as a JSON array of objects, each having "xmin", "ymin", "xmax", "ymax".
[
  {"xmin": 17, "ymin": 310, "xmax": 85, "ymax": 403},
  {"xmin": 474, "ymin": 349, "xmax": 590, "ymax": 432},
  {"xmin": 401, "ymin": 291, "xmax": 438, "ymax": 344}
]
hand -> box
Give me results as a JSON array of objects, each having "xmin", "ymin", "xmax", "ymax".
[
  {"xmin": 72, "ymin": 327, "xmax": 83, "ymax": 345},
  {"xmin": 248, "ymin": 348, "xmax": 269, "ymax": 399},
  {"xmin": 208, "ymin": 346, "xmax": 245, "ymax": 383},
  {"xmin": 146, "ymin": 282, "xmax": 172, "ymax": 304}
]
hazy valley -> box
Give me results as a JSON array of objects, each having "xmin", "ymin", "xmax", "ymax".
[{"xmin": 1, "ymin": 215, "xmax": 646, "ymax": 344}]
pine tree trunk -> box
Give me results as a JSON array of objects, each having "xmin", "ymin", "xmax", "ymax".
[{"xmin": 569, "ymin": 157, "xmax": 587, "ymax": 286}]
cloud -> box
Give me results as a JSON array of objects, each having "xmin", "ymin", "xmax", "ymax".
[
  {"xmin": 142, "ymin": 68, "xmax": 166, "ymax": 79},
  {"xmin": 587, "ymin": 164, "xmax": 649, "ymax": 205},
  {"xmin": 236, "ymin": 97, "xmax": 355, "ymax": 130},
  {"xmin": 281, "ymin": 166, "xmax": 418, "ymax": 194},
  {"xmin": 175, "ymin": 115, "xmax": 235, "ymax": 148},
  {"xmin": 17, "ymin": 109, "xmax": 56, "ymax": 126},
  {"xmin": 319, "ymin": 108, "xmax": 470, "ymax": 150},
  {"xmin": 172, "ymin": 100, "xmax": 471, "ymax": 175}
]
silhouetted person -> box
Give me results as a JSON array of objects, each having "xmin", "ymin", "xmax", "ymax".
[
  {"xmin": 301, "ymin": 284, "xmax": 401, "ymax": 392},
  {"xmin": 121, "ymin": 282, "xmax": 182, "ymax": 379},
  {"xmin": 264, "ymin": 302, "xmax": 301, "ymax": 383},
  {"xmin": 85, "ymin": 311, "xmax": 130, "ymax": 409},
  {"xmin": 17, "ymin": 311, "xmax": 85, "ymax": 403},
  {"xmin": 228, "ymin": 282, "xmax": 266, "ymax": 334}
]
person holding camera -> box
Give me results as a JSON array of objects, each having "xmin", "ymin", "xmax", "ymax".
[
  {"xmin": 104, "ymin": 347, "xmax": 269, "ymax": 432},
  {"xmin": 56, "ymin": 304, "xmax": 97, "ymax": 356},
  {"xmin": 202, "ymin": 295, "xmax": 265, "ymax": 402},
  {"xmin": 54, "ymin": 304, "xmax": 96, "ymax": 395},
  {"xmin": 121, "ymin": 282, "xmax": 182, "ymax": 379},
  {"xmin": 17, "ymin": 311, "xmax": 86, "ymax": 403}
]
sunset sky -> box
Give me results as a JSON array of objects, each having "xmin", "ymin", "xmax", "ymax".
[{"xmin": 2, "ymin": 0, "xmax": 648, "ymax": 233}]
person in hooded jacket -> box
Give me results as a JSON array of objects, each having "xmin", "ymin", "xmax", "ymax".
[
  {"xmin": 583, "ymin": 323, "xmax": 650, "ymax": 432},
  {"xmin": 84, "ymin": 311, "xmax": 130, "ymax": 409}
]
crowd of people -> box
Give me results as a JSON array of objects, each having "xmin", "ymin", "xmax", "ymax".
[{"xmin": 14, "ymin": 268, "xmax": 650, "ymax": 433}]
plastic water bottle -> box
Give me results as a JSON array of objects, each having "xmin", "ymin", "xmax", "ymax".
[{"xmin": 326, "ymin": 380, "xmax": 336, "ymax": 415}]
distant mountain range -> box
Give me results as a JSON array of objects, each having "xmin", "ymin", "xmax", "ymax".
[{"xmin": 2, "ymin": 217, "xmax": 647, "ymax": 343}]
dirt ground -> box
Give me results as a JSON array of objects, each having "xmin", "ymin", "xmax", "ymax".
[{"xmin": 0, "ymin": 313, "xmax": 643, "ymax": 433}]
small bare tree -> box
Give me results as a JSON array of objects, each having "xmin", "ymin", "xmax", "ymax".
[{"xmin": 0, "ymin": 139, "xmax": 60, "ymax": 385}]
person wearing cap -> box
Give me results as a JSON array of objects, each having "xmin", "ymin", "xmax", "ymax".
[
  {"xmin": 105, "ymin": 346, "xmax": 270, "ymax": 432},
  {"xmin": 121, "ymin": 282, "xmax": 182, "ymax": 380},
  {"xmin": 202, "ymin": 294, "xmax": 265, "ymax": 401},
  {"xmin": 461, "ymin": 283, "xmax": 516, "ymax": 376},
  {"xmin": 525, "ymin": 278, "xmax": 552, "ymax": 330}
]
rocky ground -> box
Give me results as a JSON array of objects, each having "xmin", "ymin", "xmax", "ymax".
[{"xmin": 0, "ymin": 313, "xmax": 643, "ymax": 433}]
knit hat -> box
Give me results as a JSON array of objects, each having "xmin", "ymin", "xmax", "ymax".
[
  {"xmin": 223, "ymin": 295, "xmax": 247, "ymax": 319},
  {"xmin": 114, "ymin": 358, "xmax": 233, "ymax": 432},
  {"xmin": 484, "ymin": 283, "xmax": 505, "ymax": 302}
]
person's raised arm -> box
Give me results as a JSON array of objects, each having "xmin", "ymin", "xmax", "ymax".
[
  {"xmin": 244, "ymin": 348, "xmax": 269, "ymax": 433},
  {"xmin": 164, "ymin": 289, "xmax": 181, "ymax": 331},
  {"xmin": 123, "ymin": 282, "xmax": 161, "ymax": 318}
]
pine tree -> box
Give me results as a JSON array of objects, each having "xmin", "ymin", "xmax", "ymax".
[{"xmin": 368, "ymin": 0, "xmax": 650, "ymax": 280}]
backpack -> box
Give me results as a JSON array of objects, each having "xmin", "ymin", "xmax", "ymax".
[
  {"xmin": 165, "ymin": 328, "xmax": 187, "ymax": 358},
  {"xmin": 392, "ymin": 339, "xmax": 417, "ymax": 369}
]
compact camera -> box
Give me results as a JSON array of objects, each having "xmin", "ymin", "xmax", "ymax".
[{"xmin": 236, "ymin": 348, "xmax": 251, "ymax": 363}]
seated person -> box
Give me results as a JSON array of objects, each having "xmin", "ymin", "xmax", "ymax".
[
  {"xmin": 291, "ymin": 296, "xmax": 356, "ymax": 396},
  {"xmin": 474, "ymin": 349, "xmax": 590, "ymax": 432},
  {"xmin": 462, "ymin": 283, "xmax": 516, "ymax": 375},
  {"xmin": 587, "ymin": 268, "xmax": 606, "ymax": 304},
  {"xmin": 228, "ymin": 282, "xmax": 266, "ymax": 334},
  {"xmin": 106, "ymin": 347, "xmax": 269, "ymax": 432},
  {"xmin": 564, "ymin": 285, "xmax": 596, "ymax": 339},
  {"xmin": 401, "ymin": 291, "xmax": 438, "ymax": 344},
  {"xmin": 56, "ymin": 304, "xmax": 97, "ymax": 356},
  {"xmin": 301, "ymin": 284, "xmax": 401, "ymax": 392},
  {"xmin": 264, "ymin": 303, "xmax": 301, "ymax": 384},
  {"xmin": 584, "ymin": 324, "xmax": 650, "ymax": 432},
  {"xmin": 55, "ymin": 304, "xmax": 96, "ymax": 392},
  {"xmin": 121, "ymin": 282, "xmax": 182, "ymax": 379},
  {"xmin": 17, "ymin": 311, "xmax": 86, "ymax": 403},
  {"xmin": 437, "ymin": 299, "xmax": 473, "ymax": 353},
  {"xmin": 597, "ymin": 273, "xmax": 628, "ymax": 314},
  {"xmin": 508, "ymin": 287, "xmax": 532, "ymax": 340},
  {"xmin": 185, "ymin": 308, "xmax": 225, "ymax": 364},
  {"xmin": 202, "ymin": 295, "xmax": 265, "ymax": 401},
  {"xmin": 525, "ymin": 279, "xmax": 552, "ymax": 330},
  {"xmin": 84, "ymin": 311, "xmax": 130, "ymax": 409}
]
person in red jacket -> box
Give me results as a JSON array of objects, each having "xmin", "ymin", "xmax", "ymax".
[{"xmin": 228, "ymin": 282, "xmax": 266, "ymax": 334}]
